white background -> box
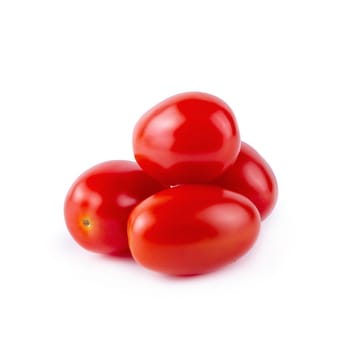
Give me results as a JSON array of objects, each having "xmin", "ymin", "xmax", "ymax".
[{"xmin": 1, "ymin": 1, "xmax": 349, "ymax": 349}]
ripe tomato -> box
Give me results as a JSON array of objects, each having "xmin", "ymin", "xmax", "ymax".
[
  {"xmin": 64, "ymin": 160, "xmax": 164, "ymax": 254},
  {"xmin": 128, "ymin": 185, "xmax": 260, "ymax": 275},
  {"xmin": 212, "ymin": 142, "xmax": 278, "ymax": 220},
  {"xmin": 133, "ymin": 92, "xmax": 241, "ymax": 185}
]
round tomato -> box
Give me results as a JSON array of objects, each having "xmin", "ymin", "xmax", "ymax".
[
  {"xmin": 64, "ymin": 160, "xmax": 164, "ymax": 254},
  {"xmin": 212, "ymin": 142, "xmax": 278, "ymax": 220},
  {"xmin": 133, "ymin": 92, "xmax": 241, "ymax": 185},
  {"xmin": 128, "ymin": 185, "xmax": 260, "ymax": 275}
]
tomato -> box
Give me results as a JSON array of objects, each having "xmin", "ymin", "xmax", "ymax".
[
  {"xmin": 64, "ymin": 160, "xmax": 164, "ymax": 254},
  {"xmin": 133, "ymin": 92, "xmax": 241, "ymax": 185},
  {"xmin": 128, "ymin": 185, "xmax": 260, "ymax": 275},
  {"xmin": 212, "ymin": 142, "xmax": 278, "ymax": 220}
]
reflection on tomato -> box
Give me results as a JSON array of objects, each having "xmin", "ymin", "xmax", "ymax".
[
  {"xmin": 64, "ymin": 160, "xmax": 164, "ymax": 254},
  {"xmin": 133, "ymin": 92, "xmax": 241, "ymax": 185},
  {"xmin": 128, "ymin": 185, "xmax": 260, "ymax": 275},
  {"xmin": 212, "ymin": 142, "xmax": 278, "ymax": 220}
]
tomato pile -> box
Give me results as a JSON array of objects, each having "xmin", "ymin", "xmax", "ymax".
[{"xmin": 64, "ymin": 92, "xmax": 278, "ymax": 275}]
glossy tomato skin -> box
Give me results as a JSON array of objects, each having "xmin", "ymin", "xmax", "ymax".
[
  {"xmin": 133, "ymin": 92, "xmax": 241, "ymax": 185},
  {"xmin": 128, "ymin": 185, "xmax": 260, "ymax": 275},
  {"xmin": 64, "ymin": 160, "xmax": 164, "ymax": 255},
  {"xmin": 212, "ymin": 142, "xmax": 278, "ymax": 220}
]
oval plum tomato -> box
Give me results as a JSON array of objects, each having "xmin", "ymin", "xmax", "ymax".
[
  {"xmin": 212, "ymin": 142, "xmax": 278, "ymax": 220},
  {"xmin": 133, "ymin": 92, "xmax": 241, "ymax": 185},
  {"xmin": 64, "ymin": 160, "xmax": 164, "ymax": 255},
  {"xmin": 128, "ymin": 185, "xmax": 260, "ymax": 275}
]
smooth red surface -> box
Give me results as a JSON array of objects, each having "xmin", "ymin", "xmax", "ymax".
[
  {"xmin": 64, "ymin": 160, "xmax": 164, "ymax": 254},
  {"xmin": 128, "ymin": 185, "xmax": 260, "ymax": 275},
  {"xmin": 133, "ymin": 92, "xmax": 241, "ymax": 185},
  {"xmin": 212, "ymin": 142, "xmax": 278, "ymax": 220}
]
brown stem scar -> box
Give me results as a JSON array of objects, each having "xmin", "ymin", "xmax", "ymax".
[{"xmin": 82, "ymin": 218, "xmax": 91, "ymax": 227}]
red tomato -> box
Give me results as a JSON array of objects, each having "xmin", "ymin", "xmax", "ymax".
[
  {"xmin": 133, "ymin": 92, "xmax": 241, "ymax": 185},
  {"xmin": 64, "ymin": 160, "xmax": 164, "ymax": 254},
  {"xmin": 212, "ymin": 142, "xmax": 278, "ymax": 220},
  {"xmin": 128, "ymin": 185, "xmax": 260, "ymax": 275}
]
